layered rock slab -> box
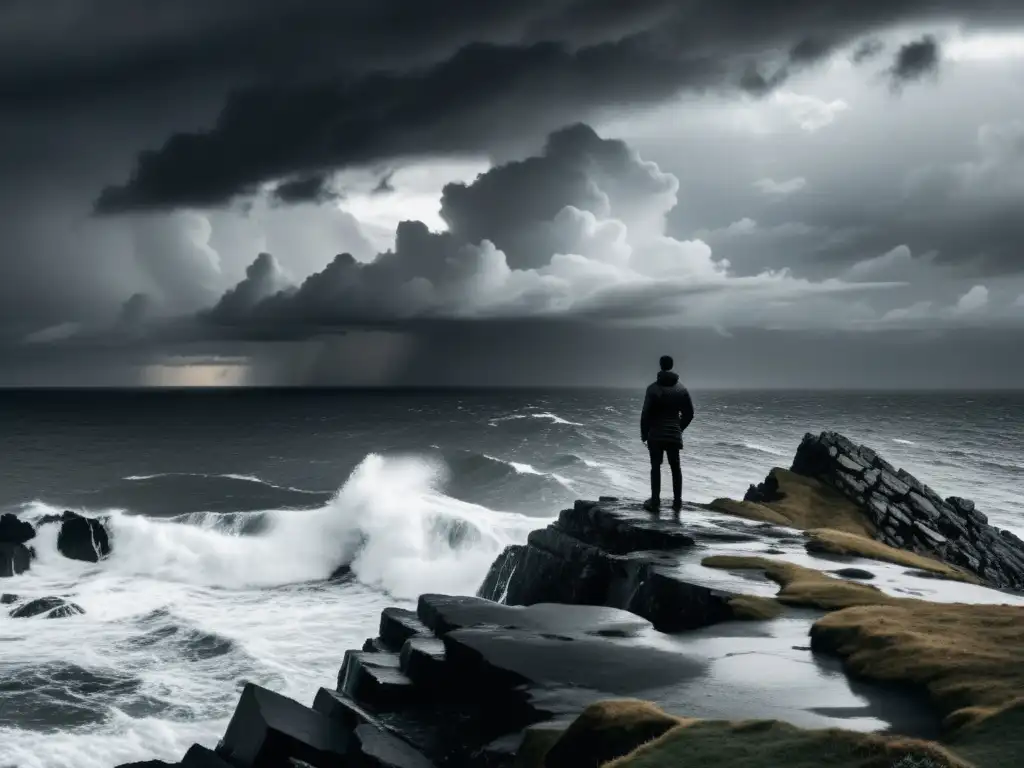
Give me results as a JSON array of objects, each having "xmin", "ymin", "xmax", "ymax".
[{"xmin": 787, "ymin": 432, "xmax": 1024, "ymax": 590}]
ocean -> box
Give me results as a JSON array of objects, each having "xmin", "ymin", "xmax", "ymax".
[{"xmin": 1, "ymin": 388, "xmax": 1022, "ymax": 768}]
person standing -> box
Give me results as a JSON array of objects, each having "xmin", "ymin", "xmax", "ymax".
[{"xmin": 640, "ymin": 355, "xmax": 695, "ymax": 513}]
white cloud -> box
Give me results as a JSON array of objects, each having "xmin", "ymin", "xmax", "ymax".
[
  {"xmin": 771, "ymin": 90, "xmax": 850, "ymax": 132},
  {"xmin": 23, "ymin": 322, "xmax": 82, "ymax": 344},
  {"xmin": 952, "ymin": 284, "xmax": 989, "ymax": 315},
  {"xmin": 753, "ymin": 176, "xmax": 808, "ymax": 196},
  {"xmin": 845, "ymin": 245, "xmax": 913, "ymax": 280},
  {"xmin": 946, "ymin": 32, "xmax": 1024, "ymax": 62}
]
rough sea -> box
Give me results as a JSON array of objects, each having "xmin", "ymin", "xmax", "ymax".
[{"xmin": 1, "ymin": 388, "xmax": 1021, "ymax": 768}]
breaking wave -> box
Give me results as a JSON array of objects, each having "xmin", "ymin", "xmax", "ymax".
[{"xmin": 18, "ymin": 454, "xmax": 540, "ymax": 598}]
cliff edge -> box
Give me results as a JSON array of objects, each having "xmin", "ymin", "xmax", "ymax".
[{"xmin": 114, "ymin": 432, "xmax": 1024, "ymax": 768}]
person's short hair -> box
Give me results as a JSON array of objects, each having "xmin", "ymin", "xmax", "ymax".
[{"xmin": 659, "ymin": 355, "xmax": 674, "ymax": 371}]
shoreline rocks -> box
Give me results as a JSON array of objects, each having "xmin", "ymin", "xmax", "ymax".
[
  {"xmin": 54, "ymin": 510, "xmax": 112, "ymax": 563},
  {"xmin": 0, "ymin": 510, "xmax": 113, "ymax": 577},
  {"xmin": 93, "ymin": 431, "xmax": 1023, "ymax": 768},
  {"xmin": 8, "ymin": 595, "xmax": 86, "ymax": 619},
  {"xmin": 1, "ymin": 512, "xmax": 37, "ymax": 577}
]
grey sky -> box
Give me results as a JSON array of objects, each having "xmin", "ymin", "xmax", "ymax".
[{"xmin": 1, "ymin": 2, "xmax": 1023, "ymax": 387}]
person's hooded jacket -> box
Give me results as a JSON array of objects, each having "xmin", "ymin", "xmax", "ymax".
[{"xmin": 641, "ymin": 371, "xmax": 694, "ymax": 447}]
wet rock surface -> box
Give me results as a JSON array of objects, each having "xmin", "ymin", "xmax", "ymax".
[
  {"xmin": 0, "ymin": 512, "xmax": 36, "ymax": 545},
  {"xmin": 0, "ymin": 541, "xmax": 33, "ymax": 577},
  {"xmin": 111, "ymin": 433, "xmax": 1023, "ymax": 768},
  {"xmin": 789, "ymin": 431, "xmax": 1024, "ymax": 590},
  {"xmin": 55, "ymin": 511, "xmax": 112, "ymax": 563},
  {"xmin": 8, "ymin": 595, "xmax": 86, "ymax": 619}
]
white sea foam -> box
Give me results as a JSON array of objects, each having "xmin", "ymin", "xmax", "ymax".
[
  {"xmin": 122, "ymin": 472, "xmax": 325, "ymax": 494},
  {"xmin": 1, "ymin": 454, "xmax": 543, "ymax": 768},
  {"xmin": 489, "ymin": 411, "xmax": 583, "ymax": 427},
  {"xmin": 486, "ymin": 456, "xmax": 576, "ymax": 490},
  {"xmin": 892, "ymin": 439, "xmax": 917, "ymax": 445}
]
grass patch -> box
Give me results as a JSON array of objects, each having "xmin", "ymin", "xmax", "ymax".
[
  {"xmin": 726, "ymin": 594, "xmax": 785, "ymax": 621},
  {"xmin": 603, "ymin": 716, "xmax": 969, "ymax": 768},
  {"xmin": 811, "ymin": 602, "xmax": 1024, "ymax": 729},
  {"xmin": 946, "ymin": 698, "xmax": 1024, "ymax": 766},
  {"xmin": 702, "ymin": 555, "xmax": 897, "ymax": 611},
  {"xmin": 514, "ymin": 722, "xmax": 568, "ymax": 768},
  {"xmin": 804, "ymin": 529, "xmax": 978, "ymax": 584},
  {"xmin": 541, "ymin": 700, "xmax": 685, "ymax": 768},
  {"xmin": 710, "ymin": 469, "xmax": 875, "ymax": 538}
]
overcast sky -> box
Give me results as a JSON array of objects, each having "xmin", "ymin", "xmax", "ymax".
[{"xmin": 2, "ymin": 0, "xmax": 1024, "ymax": 388}]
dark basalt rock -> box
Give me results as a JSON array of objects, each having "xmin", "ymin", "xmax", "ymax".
[
  {"xmin": 1, "ymin": 592, "xmax": 19, "ymax": 603},
  {"xmin": 477, "ymin": 501, "xmax": 735, "ymax": 632},
  {"xmin": 353, "ymin": 722, "xmax": 438, "ymax": 768},
  {"xmin": 379, "ymin": 607, "xmax": 431, "ymax": 651},
  {"xmin": 0, "ymin": 513, "xmax": 35, "ymax": 545},
  {"xmin": 56, "ymin": 511, "xmax": 111, "ymax": 563},
  {"xmin": 788, "ymin": 431, "xmax": 1024, "ymax": 591},
  {"xmin": 217, "ymin": 683, "xmax": 352, "ymax": 768},
  {"xmin": 743, "ymin": 471, "xmax": 785, "ymax": 504},
  {"xmin": 9, "ymin": 596, "xmax": 85, "ymax": 618},
  {"xmin": 0, "ymin": 542, "xmax": 33, "ymax": 577},
  {"xmin": 399, "ymin": 636, "xmax": 447, "ymax": 689},
  {"xmin": 339, "ymin": 650, "xmax": 418, "ymax": 712},
  {"xmin": 417, "ymin": 594, "xmax": 651, "ymax": 639},
  {"xmin": 180, "ymin": 744, "xmax": 233, "ymax": 768}
]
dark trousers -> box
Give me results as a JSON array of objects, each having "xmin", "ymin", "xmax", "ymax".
[{"xmin": 648, "ymin": 442, "xmax": 682, "ymax": 502}]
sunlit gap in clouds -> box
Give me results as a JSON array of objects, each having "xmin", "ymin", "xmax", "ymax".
[
  {"xmin": 141, "ymin": 356, "xmax": 252, "ymax": 387},
  {"xmin": 138, "ymin": 331, "xmax": 416, "ymax": 387},
  {"xmin": 335, "ymin": 159, "xmax": 491, "ymax": 250}
]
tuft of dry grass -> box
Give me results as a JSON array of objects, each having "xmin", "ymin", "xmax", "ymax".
[
  {"xmin": 702, "ymin": 555, "xmax": 898, "ymax": 611},
  {"xmin": 540, "ymin": 700, "xmax": 687, "ymax": 768},
  {"xmin": 803, "ymin": 529, "xmax": 978, "ymax": 584},
  {"xmin": 710, "ymin": 469, "xmax": 875, "ymax": 537},
  {"xmin": 707, "ymin": 498, "xmax": 792, "ymax": 526},
  {"xmin": 811, "ymin": 602, "xmax": 1024, "ymax": 730},
  {"xmin": 726, "ymin": 594, "xmax": 785, "ymax": 621},
  {"xmin": 601, "ymin": 715, "xmax": 971, "ymax": 768}
]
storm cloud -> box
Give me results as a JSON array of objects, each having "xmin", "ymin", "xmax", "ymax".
[
  {"xmin": 70, "ymin": 0, "xmax": 1024, "ymax": 212},
  {"xmin": 195, "ymin": 123, "xmax": 902, "ymax": 337},
  {"xmin": 3, "ymin": 0, "xmax": 1024, "ymax": 386}
]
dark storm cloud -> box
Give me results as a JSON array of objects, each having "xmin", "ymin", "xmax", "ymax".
[
  {"xmin": 55, "ymin": 0, "xmax": 1022, "ymax": 213},
  {"xmin": 271, "ymin": 174, "xmax": 341, "ymax": 206},
  {"xmin": 852, "ymin": 39, "xmax": 886, "ymax": 64},
  {"xmin": 93, "ymin": 39, "xmax": 725, "ymax": 213},
  {"xmin": 889, "ymin": 36, "xmax": 941, "ymax": 86}
]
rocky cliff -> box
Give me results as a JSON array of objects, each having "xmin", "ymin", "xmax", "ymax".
[
  {"xmin": 110, "ymin": 432, "xmax": 1024, "ymax": 768},
  {"xmin": 774, "ymin": 432, "xmax": 1024, "ymax": 590}
]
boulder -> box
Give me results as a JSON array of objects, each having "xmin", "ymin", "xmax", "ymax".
[
  {"xmin": 181, "ymin": 744, "xmax": 233, "ymax": 768},
  {"xmin": 0, "ymin": 513, "xmax": 35, "ymax": 545},
  {"xmin": 56, "ymin": 511, "xmax": 111, "ymax": 562},
  {"xmin": 743, "ymin": 471, "xmax": 784, "ymax": 504},
  {"xmin": 9, "ymin": 596, "xmax": 85, "ymax": 619},
  {"xmin": 217, "ymin": 683, "xmax": 352, "ymax": 768},
  {"xmin": 0, "ymin": 542, "xmax": 33, "ymax": 577}
]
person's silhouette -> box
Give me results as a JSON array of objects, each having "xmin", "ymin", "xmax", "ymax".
[{"xmin": 640, "ymin": 355, "xmax": 694, "ymax": 513}]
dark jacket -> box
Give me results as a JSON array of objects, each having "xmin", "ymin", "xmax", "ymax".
[{"xmin": 641, "ymin": 371, "xmax": 694, "ymax": 447}]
